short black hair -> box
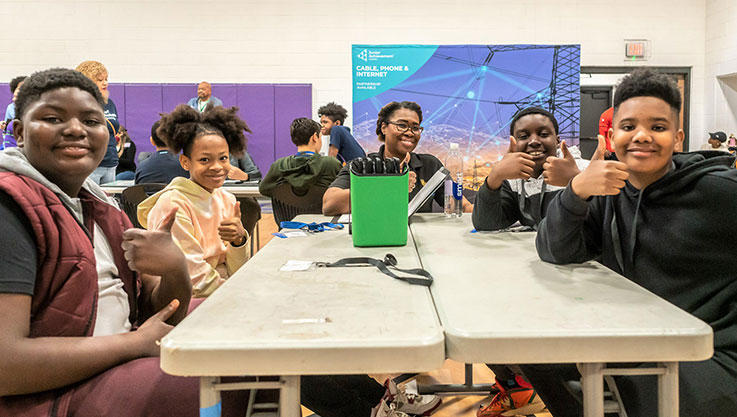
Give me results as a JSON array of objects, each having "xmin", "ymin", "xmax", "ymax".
[
  {"xmin": 613, "ymin": 68, "xmax": 682, "ymax": 117},
  {"xmin": 157, "ymin": 104, "xmax": 251, "ymax": 157},
  {"xmin": 15, "ymin": 68, "xmax": 104, "ymax": 121},
  {"xmin": 509, "ymin": 107, "xmax": 559, "ymax": 136},
  {"xmin": 318, "ymin": 102, "xmax": 348, "ymax": 124},
  {"xmin": 290, "ymin": 117, "xmax": 321, "ymax": 146},
  {"xmin": 375, "ymin": 101, "xmax": 423, "ymax": 142},
  {"xmin": 9, "ymin": 76, "xmax": 27, "ymax": 94},
  {"xmin": 150, "ymin": 120, "xmax": 166, "ymax": 147}
]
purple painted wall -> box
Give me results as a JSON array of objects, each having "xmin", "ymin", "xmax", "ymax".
[{"xmin": 0, "ymin": 82, "xmax": 312, "ymax": 174}]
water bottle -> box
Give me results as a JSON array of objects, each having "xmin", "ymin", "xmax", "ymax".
[{"xmin": 444, "ymin": 143, "xmax": 463, "ymax": 218}]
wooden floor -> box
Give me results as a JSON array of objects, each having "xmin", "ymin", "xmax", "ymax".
[{"xmin": 254, "ymin": 215, "xmax": 551, "ymax": 417}]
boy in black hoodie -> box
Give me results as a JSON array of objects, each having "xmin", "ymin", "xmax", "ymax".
[{"xmin": 530, "ymin": 68, "xmax": 737, "ymax": 416}]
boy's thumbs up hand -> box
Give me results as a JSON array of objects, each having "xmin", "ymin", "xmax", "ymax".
[
  {"xmin": 543, "ymin": 140, "xmax": 581, "ymax": 186},
  {"xmin": 122, "ymin": 207, "xmax": 186, "ymax": 276},
  {"xmin": 571, "ymin": 152, "xmax": 629, "ymax": 200},
  {"xmin": 485, "ymin": 135, "xmax": 534, "ymax": 190},
  {"xmin": 507, "ymin": 136, "xmax": 518, "ymax": 154},
  {"xmin": 219, "ymin": 202, "xmax": 247, "ymax": 246},
  {"xmin": 592, "ymin": 135, "xmax": 608, "ymax": 160}
]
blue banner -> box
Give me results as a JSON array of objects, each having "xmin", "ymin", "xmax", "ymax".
[
  {"xmin": 352, "ymin": 44, "xmax": 581, "ymax": 191},
  {"xmin": 352, "ymin": 45, "xmax": 438, "ymax": 102}
]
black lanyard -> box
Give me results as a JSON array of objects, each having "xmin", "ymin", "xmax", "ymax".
[
  {"xmin": 517, "ymin": 179, "xmax": 546, "ymax": 230},
  {"xmin": 316, "ymin": 254, "xmax": 433, "ymax": 287}
]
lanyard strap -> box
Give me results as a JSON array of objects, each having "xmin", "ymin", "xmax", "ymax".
[
  {"xmin": 279, "ymin": 221, "xmax": 344, "ymax": 232},
  {"xmin": 296, "ymin": 151, "xmax": 316, "ymax": 157},
  {"xmin": 317, "ymin": 254, "xmax": 433, "ymax": 287},
  {"xmin": 517, "ymin": 179, "xmax": 546, "ymax": 230}
]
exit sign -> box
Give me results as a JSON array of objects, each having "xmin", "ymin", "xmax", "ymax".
[{"xmin": 625, "ymin": 39, "xmax": 650, "ymax": 60}]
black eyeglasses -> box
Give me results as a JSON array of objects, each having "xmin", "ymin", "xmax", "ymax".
[{"xmin": 386, "ymin": 121, "xmax": 424, "ymax": 135}]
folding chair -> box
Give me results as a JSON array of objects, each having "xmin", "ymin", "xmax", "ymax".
[{"xmin": 270, "ymin": 184, "xmax": 328, "ymax": 228}]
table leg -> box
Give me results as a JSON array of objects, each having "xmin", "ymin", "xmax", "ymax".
[
  {"xmin": 279, "ymin": 375, "xmax": 301, "ymax": 417},
  {"xmin": 580, "ymin": 363, "xmax": 604, "ymax": 417},
  {"xmin": 200, "ymin": 376, "xmax": 222, "ymax": 417},
  {"xmin": 658, "ymin": 362, "xmax": 679, "ymax": 417}
]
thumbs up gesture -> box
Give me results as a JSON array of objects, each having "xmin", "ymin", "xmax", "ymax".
[
  {"xmin": 542, "ymin": 140, "xmax": 581, "ymax": 186},
  {"xmin": 122, "ymin": 208, "xmax": 187, "ymax": 276},
  {"xmin": 570, "ymin": 135, "xmax": 630, "ymax": 199},
  {"xmin": 592, "ymin": 134, "xmax": 609, "ymax": 161},
  {"xmin": 219, "ymin": 201, "xmax": 247, "ymax": 246},
  {"xmin": 485, "ymin": 136, "xmax": 536, "ymax": 190}
]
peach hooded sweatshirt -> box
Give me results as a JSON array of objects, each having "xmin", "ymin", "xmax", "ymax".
[{"xmin": 138, "ymin": 177, "xmax": 249, "ymax": 297}]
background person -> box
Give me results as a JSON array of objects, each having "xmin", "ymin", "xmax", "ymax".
[
  {"xmin": 187, "ymin": 81, "xmax": 223, "ymax": 113},
  {"xmin": 135, "ymin": 120, "xmax": 190, "ymax": 184},
  {"xmin": 700, "ymin": 131, "xmax": 729, "ymax": 152},
  {"xmin": 76, "ymin": 60, "xmax": 119, "ymax": 184},
  {"xmin": 115, "ymin": 125, "xmax": 136, "ymax": 180},
  {"xmin": 1, "ymin": 75, "xmax": 27, "ymax": 148},
  {"xmin": 259, "ymin": 117, "xmax": 342, "ymax": 197},
  {"xmin": 318, "ymin": 101, "xmax": 366, "ymax": 163}
]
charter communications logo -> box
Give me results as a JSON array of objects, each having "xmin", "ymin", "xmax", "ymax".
[{"xmin": 356, "ymin": 49, "xmax": 395, "ymax": 62}]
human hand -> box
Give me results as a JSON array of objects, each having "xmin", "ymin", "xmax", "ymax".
[
  {"xmin": 122, "ymin": 208, "xmax": 187, "ymax": 277},
  {"xmin": 228, "ymin": 165, "xmax": 249, "ymax": 181},
  {"xmin": 570, "ymin": 135, "xmax": 629, "ymax": 199},
  {"xmin": 408, "ymin": 171, "xmax": 417, "ymax": 192},
  {"xmin": 543, "ymin": 140, "xmax": 580, "ymax": 186},
  {"xmin": 0, "ymin": 121, "xmax": 6, "ymax": 131},
  {"xmin": 219, "ymin": 201, "xmax": 247, "ymax": 245},
  {"xmin": 485, "ymin": 136, "xmax": 536, "ymax": 189},
  {"xmin": 134, "ymin": 299, "xmax": 179, "ymax": 357}
]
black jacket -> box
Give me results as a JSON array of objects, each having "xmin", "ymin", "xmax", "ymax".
[{"xmin": 537, "ymin": 151, "xmax": 737, "ymax": 355}]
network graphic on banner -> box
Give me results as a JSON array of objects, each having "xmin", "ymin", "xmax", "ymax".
[{"xmin": 352, "ymin": 44, "xmax": 581, "ymax": 190}]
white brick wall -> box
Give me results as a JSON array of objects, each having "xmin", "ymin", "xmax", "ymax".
[
  {"xmin": 705, "ymin": 0, "xmax": 737, "ymax": 147},
  {"xmin": 0, "ymin": 0, "xmax": 707, "ymax": 144}
]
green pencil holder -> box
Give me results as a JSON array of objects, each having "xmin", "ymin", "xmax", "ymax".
[{"xmin": 350, "ymin": 169, "xmax": 409, "ymax": 247}]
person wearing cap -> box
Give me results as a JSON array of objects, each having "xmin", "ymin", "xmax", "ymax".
[{"xmin": 701, "ymin": 131, "xmax": 730, "ymax": 152}]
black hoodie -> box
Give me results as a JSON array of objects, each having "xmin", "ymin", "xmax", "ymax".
[{"xmin": 536, "ymin": 151, "xmax": 737, "ymax": 357}]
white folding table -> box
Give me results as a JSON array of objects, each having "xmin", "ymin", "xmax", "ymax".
[
  {"xmin": 408, "ymin": 214, "xmax": 713, "ymax": 417},
  {"xmin": 101, "ymin": 179, "xmax": 263, "ymax": 197},
  {"xmin": 160, "ymin": 216, "xmax": 445, "ymax": 417}
]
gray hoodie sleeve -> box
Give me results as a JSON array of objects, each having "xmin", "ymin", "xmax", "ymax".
[
  {"xmin": 472, "ymin": 180, "xmax": 521, "ymax": 231},
  {"xmin": 535, "ymin": 183, "xmax": 603, "ymax": 264}
]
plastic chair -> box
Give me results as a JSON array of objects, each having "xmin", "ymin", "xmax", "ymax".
[
  {"xmin": 270, "ymin": 184, "xmax": 328, "ymax": 228},
  {"xmin": 237, "ymin": 196, "xmax": 262, "ymax": 256},
  {"xmin": 120, "ymin": 183, "xmax": 166, "ymax": 228}
]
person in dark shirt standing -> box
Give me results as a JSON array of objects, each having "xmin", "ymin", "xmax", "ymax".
[
  {"xmin": 318, "ymin": 102, "xmax": 366, "ymax": 163},
  {"xmin": 135, "ymin": 120, "xmax": 190, "ymax": 184},
  {"xmin": 76, "ymin": 60, "xmax": 119, "ymax": 184}
]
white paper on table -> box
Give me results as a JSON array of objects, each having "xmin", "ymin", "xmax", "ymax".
[{"xmin": 279, "ymin": 260, "xmax": 314, "ymax": 271}]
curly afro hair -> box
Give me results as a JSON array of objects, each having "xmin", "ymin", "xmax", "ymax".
[
  {"xmin": 15, "ymin": 68, "xmax": 104, "ymax": 121},
  {"xmin": 613, "ymin": 68, "xmax": 682, "ymax": 117},
  {"xmin": 317, "ymin": 102, "xmax": 348, "ymax": 124},
  {"xmin": 9, "ymin": 75, "xmax": 27, "ymax": 94},
  {"xmin": 375, "ymin": 101, "xmax": 423, "ymax": 142},
  {"xmin": 156, "ymin": 104, "xmax": 251, "ymax": 157},
  {"xmin": 509, "ymin": 106, "xmax": 559, "ymax": 136}
]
